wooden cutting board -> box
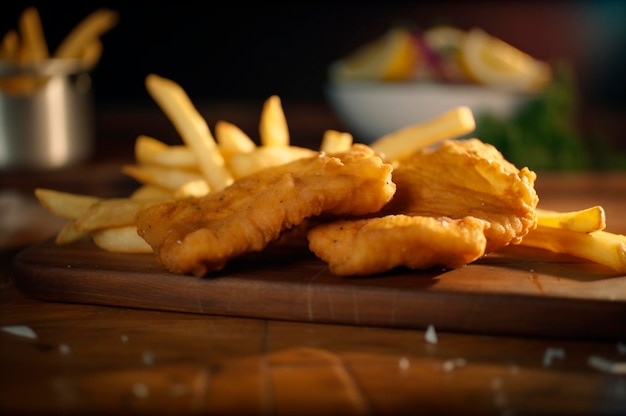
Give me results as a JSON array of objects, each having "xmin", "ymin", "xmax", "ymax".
[{"xmin": 12, "ymin": 238, "xmax": 626, "ymax": 340}]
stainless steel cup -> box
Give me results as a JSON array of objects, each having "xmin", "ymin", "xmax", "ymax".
[{"xmin": 0, "ymin": 60, "xmax": 95, "ymax": 170}]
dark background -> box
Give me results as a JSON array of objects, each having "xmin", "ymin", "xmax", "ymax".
[
  {"xmin": 2, "ymin": 1, "xmax": 626, "ymax": 162},
  {"xmin": 2, "ymin": 1, "xmax": 624, "ymax": 109}
]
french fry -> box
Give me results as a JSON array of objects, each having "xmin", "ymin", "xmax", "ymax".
[
  {"xmin": 80, "ymin": 39, "xmax": 103, "ymax": 68},
  {"xmin": 91, "ymin": 225, "xmax": 153, "ymax": 254},
  {"xmin": 259, "ymin": 95, "xmax": 289, "ymax": 147},
  {"xmin": 134, "ymin": 135, "xmax": 197, "ymax": 168},
  {"xmin": 227, "ymin": 146, "xmax": 317, "ymax": 179},
  {"xmin": 74, "ymin": 197, "xmax": 169, "ymax": 232},
  {"xmin": 0, "ymin": 12, "xmax": 47, "ymax": 95},
  {"xmin": 134, "ymin": 135, "xmax": 167, "ymax": 161},
  {"xmin": 370, "ymin": 106, "xmax": 476, "ymax": 162},
  {"xmin": 148, "ymin": 145, "xmax": 197, "ymax": 168},
  {"xmin": 54, "ymin": 8, "xmax": 119, "ymax": 60},
  {"xmin": 145, "ymin": 74, "xmax": 233, "ymax": 191},
  {"xmin": 0, "ymin": 31, "xmax": 26, "ymax": 94},
  {"xmin": 130, "ymin": 184, "xmax": 173, "ymax": 200},
  {"xmin": 536, "ymin": 206, "xmax": 606, "ymax": 233},
  {"xmin": 122, "ymin": 164, "xmax": 204, "ymax": 191},
  {"xmin": 214, "ymin": 120, "xmax": 256, "ymax": 158},
  {"xmin": 173, "ymin": 179, "xmax": 211, "ymax": 198},
  {"xmin": 0, "ymin": 30, "xmax": 19, "ymax": 61},
  {"xmin": 55, "ymin": 220, "xmax": 90, "ymax": 245},
  {"xmin": 520, "ymin": 225, "xmax": 626, "ymax": 273},
  {"xmin": 2, "ymin": 7, "xmax": 116, "ymax": 95},
  {"xmin": 320, "ymin": 129, "xmax": 353, "ymax": 153},
  {"xmin": 34, "ymin": 188, "xmax": 101, "ymax": 219},
  {"xmin": 18, "ymin": 6, "xmax": 49, "ymax": 63}
]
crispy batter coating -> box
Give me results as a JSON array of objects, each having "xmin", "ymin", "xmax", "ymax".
[
  {"xmin": 308, "ymin": 215, "xmax": 490, "ymax": 276},
  {"xmin": 136, "ymin": 144, "xmax": 395, "ymax": 276},
  {"xmin": 386, "ymin": 138, "xmax": 538, "ymax": 251},
  {"xmin": 308, "ymin": 139, "xmax": 539, "ymax": 275}
]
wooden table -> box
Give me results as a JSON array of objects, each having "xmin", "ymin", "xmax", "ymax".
[{"xmin": 1, "ymin": 101, "xmax": 625, "ymax": 415}]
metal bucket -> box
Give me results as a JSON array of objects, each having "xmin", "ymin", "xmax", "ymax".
[{"xmin": 0, "ymin": 59, "xmax": 95, "ymax": 170}]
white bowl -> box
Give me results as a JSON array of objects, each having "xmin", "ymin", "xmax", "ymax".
[{"xmin": 325, "ymin": 81, "xmax": 535, "ymax": 143}]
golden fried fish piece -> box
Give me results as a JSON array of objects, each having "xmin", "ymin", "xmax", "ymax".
[
  {"xmin": 386, "ymin": 138, "xmax": 538, "ymax": 252},
  {"xmin": 308, "ymin": 215, "xmax": 489, "ymax": 276},
  {"xmin": 308, "ymin": 139, "xmax": 539, "ymax": 275},
  {"xmin": 136, "ymin": 144, "xmax": 395, "ymax": 276}
]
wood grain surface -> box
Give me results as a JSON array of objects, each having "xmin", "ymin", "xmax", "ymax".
[{"xmin": 12, "ymin": 237, "xmax": 626, "ymax": 341}]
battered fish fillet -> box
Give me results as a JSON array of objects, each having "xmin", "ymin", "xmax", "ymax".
[
  {"xmin": 308, "ymin": 215, "xmax": 490, "ymax": 276},
  {"xmin": 308, "ymin": 139, "xmax": 539, "ymax": 275},
  {"xmin": 386, "ymin": 138, "xmax": 539, "ymax": 252},
  {"xmin": 135, "ymin": 144, "xmax": 395, "ymax": 276}
]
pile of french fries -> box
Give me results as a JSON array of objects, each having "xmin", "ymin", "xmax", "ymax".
[
  {"xmin": 34, "ymin": 73, "xmax": 626, "ymax": 274},
  {"xmin": 524, "ymin": 207, "xmax": 626, "ymax": 272},
  {"xmin": 0, "ymin": 7, "xmax": 118, "ymax": 95},
  {"xmin": 35, "ymin": 74, "xmax": 356, "ymax": 253}
]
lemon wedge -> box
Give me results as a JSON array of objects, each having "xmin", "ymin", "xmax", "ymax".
[
  {"xmin": 329, "ymin": 27, "xmax": 418, "ymax": 82},
  {"xmin": 459, "ymin": 28, "xmax": 551, "ymax": 92}
]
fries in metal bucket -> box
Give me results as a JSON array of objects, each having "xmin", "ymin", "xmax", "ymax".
[
  {"xmin": 18, "ymin": 7, "xmax": 49, "ymax": 63},
  {"xmin": 1, "ymin": 7, "xmax": 118, "ymax": 95},
  {"xmin": 53, "ymin": 8, "xmax": 119, "ymax": 61}
]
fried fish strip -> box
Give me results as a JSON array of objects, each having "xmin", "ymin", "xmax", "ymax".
[
  {"xmin": 136, "ymin": 144, "xmax": 395, "ymax": 276},
  {"xmin": 308, "ymin": 215, "xmax": 489, "ymax": 276}
]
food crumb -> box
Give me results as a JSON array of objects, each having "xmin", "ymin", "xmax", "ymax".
[
  {"xmin": 132, "ymin": 383, "xmax": 149, "ymax": 398},
  {"xmin": 442, "ymin": 358, "xmax": 467, "ymax": 372},
  {"xmin": 1, "ymin": 325, "xmax": 37, "ymax": 339},
  {"xmin": 142, "ymin": 351, "xmax": 155, "ymax": 365},
  {"xmin": 588, "ymin": 355, "xmax": 626, "ymax": 374},
  {"xmin": 542, "ymin": 347, "xmax": 566, "ymax": 367},
  {"xmin": 59, "ymin": 343, "xmax": 71, "ymax": 355},
  {"xmin": 425, "ymin": 324, "xmax": 438, "ymax": 344},
  {"xmin": 490, "ymin": 377, "xmax": 503, "ymax": 390},
  {"xmin": 442, "ymin": 360, "xmax": 455, "ymax": 372},
  {"xmin": 398, "ymin": 357, "xmax": 410, "ymax": 370}
]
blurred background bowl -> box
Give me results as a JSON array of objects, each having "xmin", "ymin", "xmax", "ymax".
[{"xmin": 325, "ymin": 81, "xmax": 536, "ymax": 143}]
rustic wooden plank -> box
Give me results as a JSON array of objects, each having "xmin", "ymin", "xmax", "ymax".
[{"xmin": 12, "ymin": 238, "xmax": 626, "ymax": 340}]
